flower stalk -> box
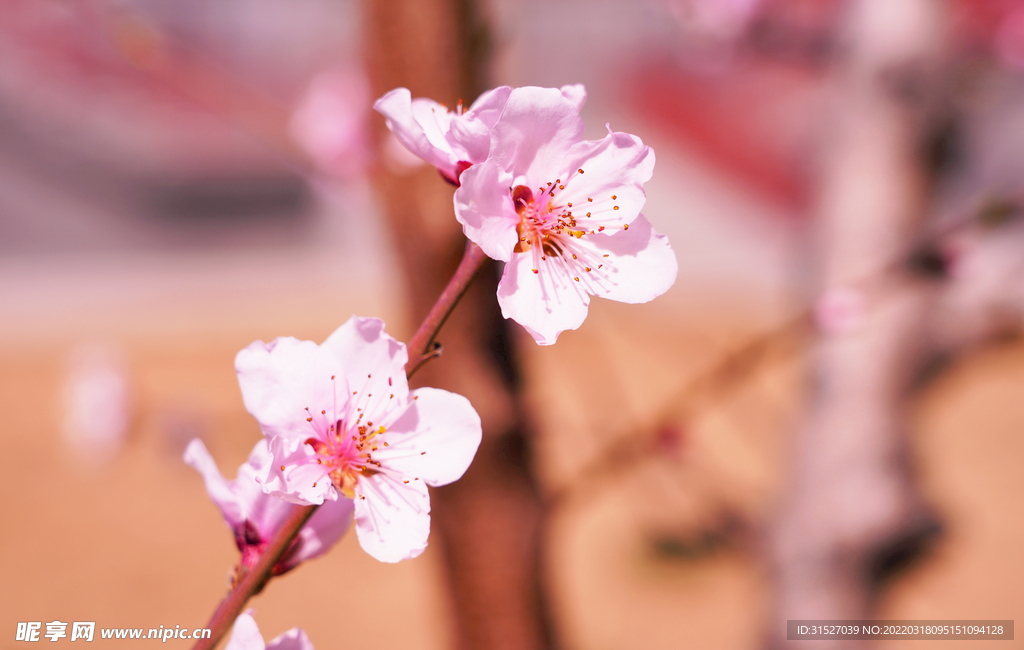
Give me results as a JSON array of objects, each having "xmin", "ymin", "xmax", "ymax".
[
  {"xmin": 192, "ymin": 238, "xmax": 489, "ymax": 650},
  {"xmin": 405, "ymin": 240, "xmax": 489, "ymax": 378}
]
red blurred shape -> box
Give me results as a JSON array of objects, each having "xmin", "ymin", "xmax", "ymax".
[{"xmin": 634, "ymin": 57, "xmax": 820, "ymax": 215}]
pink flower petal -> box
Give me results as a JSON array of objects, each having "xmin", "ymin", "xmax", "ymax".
[
  {"xmin": 353, "ymin": 474, "xmax": 431, "ymax": 563},
  {"xmin": 224, "ymin": 612, "xmax": 266, "ymax": 650},
  {"xmin": 374, "ymin": 88, "xmax": 459, "ymax": 179},
  {"xmin": 266, "ymin": 628, "xmax": 315, "ymax": 650},
  {"xmin": 410, "ymin": 98, "xmax": 457, "ymax": 160},
  {"xmin": 236, "ymin": 337, "xmax": 347, "ymax": 445},
  {"xmin": 185, "ymin": 439, "xmax": 352, "ymax": 571},
  {"xmin": 454, "ymin": 160, "xmax": 519, "ymax": 262},
  {"xmin": 321, "ymin": 316, "xmax": 410, "ymax": 421},
  {"xmin": 555, "ymin": 129, "xmax": 655, "ymax": 234},
  {"xmin": 375, "ymin": 86, "xmax": 514, "ymax": 183},
  {"xmin": 233, "ymin": 439, "xmax": 293, "ymax": 535},
  {"xmin": 226, "ymin": 613, "xmax": 316, "ymax": 650},
  {"xmin": 582, "ymin": 214, "xmax": 678, "ymax": 304},
  {"xmin": 373, "ymin": 387, "xmax": 482, "ymax": 487},
  {"xmin": 183, "ymin": 439, "xmax": 246, "ymax": 529},
  {"xmin": 497, "ymin": 248, "xmax": 592, "ymax": 345},
  {"xmin": 257, "ymin": 436, "xmax": 335, "ymax": 506},
  {"xmin": 559, "ymin": 83, "xmax": 587, "ymax": 111},
  {"xmin": 488, "ymin": 86, "xmax": 585, "ymax": 185},
  {"xmin": 449, "ymin": 87, "xmax": 670, "ymax": 344},
  {"xmin": 447, "ymin": 85, "xmax": 512, "ymax": 163}
]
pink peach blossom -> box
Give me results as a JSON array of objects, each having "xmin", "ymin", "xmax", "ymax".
[
  {"xmin": 236, "ymin": 316, "xmax": 482, "ymax": 563},
  {"xmin": 454, "ymin": 86, "xmax": 677, "ymax": 344},
  {"xmin": 183, "ymin": 438, "xmax": 353, "ymax": 574},
  {"xmin": 374, "ymin": 84, "xmax": 586, "ymax": 185}
]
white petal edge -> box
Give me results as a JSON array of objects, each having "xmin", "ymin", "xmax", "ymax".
[{"xmin": 237, "ymin": 439, "xmax": 296, "ymax": 537}]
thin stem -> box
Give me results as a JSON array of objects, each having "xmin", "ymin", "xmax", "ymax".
[
  {"xmin": 405, "ymin": 240, "xmax": 489, "ymax": 378},
  {"xmin": 193, "ymin": 238, "xmax": 490, "ymax": 650},
  {"xmin": 193, "ymin": 504, "xmax": 317, "ymax": 650}
]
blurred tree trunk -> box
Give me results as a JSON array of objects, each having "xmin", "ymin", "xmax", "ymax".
[
  {"xmin": 766, "ymin": 1, "xmax": 946, "ymax": 647},
  {"xmin": 364, "ymin": 2, "xmax": 553, "ymax": 650}
]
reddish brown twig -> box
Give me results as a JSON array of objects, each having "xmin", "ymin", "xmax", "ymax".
[
  {"xmin": 192, "ymin": 505, "xmax": 316, "ymax": 650},
  {"xmin": 405, "ymin": 240, "xmax": 489, "ymax": 378}
]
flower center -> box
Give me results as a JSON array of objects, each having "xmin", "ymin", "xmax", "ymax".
[
  {"xmin": 305, "ymin": 416, "xmax": 386, "ymax": 498},
  {"xmin": 511, "ymin": 173, "xmax": 608, "ymax": 281},
  {"xmin": 512, "ymin": 183, "xmax": 585, "ymax": 253}
]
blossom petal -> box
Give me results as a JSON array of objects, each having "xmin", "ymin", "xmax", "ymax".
[
  {"xmin": 454, "ymin": 160, "xmax": 519, "ymax": 262},
  {"xmin": 555, "ymin": 129, "xmax": 654, "ymax": 235},
  {"xmin": 497, "ymin": 247, "xmax": 591, "ymax": 345},
  {"xmin": 354, "ymin": 474, "xmax": 431, "ymax": 563},
  {"xmin": 489, "ymin": 86, "xmax": 585, "ymax": 184},
  {"xmin": 257, "ymin": 436, "xmax": 335, "ymax": 506},
  {"xmin": 235, "ymin": 439, "xmax": 295, "ymax": 536},
  {"xmin": 321, "ymin": 316, "xmax": 410, "ymax": 426},
  {"xmin": 411, "ymin": 98, "xmax": 457, "ymax": 160},
  {"xmin": 559, "ymin": 84, "xmax": 587, "ymax": 112},
  {"xmin": 374, "ymin": 387, "xmax": 482, "ymax": 487},
  {"xmin": 236, "ymin": 337, "xmax": 347, "ymax": 445},
  {"xmin": 224, "ymin": 612, "xmax": 266, "ymax": 650},
  {"xmin": 374, "ymin": 88, "xmax": 458, "ymax": 179},
  {"xmin": 580, "ymin": 214, "xmax": 678, "ymax": 304},
  {"xmin": 283, "ymin": 496, "xmax": 355, "ymax": 569},
  {"xmin": 266, "ymin": 629, "xmax": 315, "ymax": 650},
  {"xmin": 467, "ymin": 85, "xmax": 513, "ymax": 122},
  {"xmin": 183, "ymin": 439, "xmax": 247, "ymax": 529},
  {"xmin": 448, "ymin": 85, "xmax": 512, "ymax": 163}
]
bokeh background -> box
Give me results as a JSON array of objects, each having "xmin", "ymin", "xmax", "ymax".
[{"xmin": 2, "ymin": 0, "xmax": 1023, "ymax": 648}]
